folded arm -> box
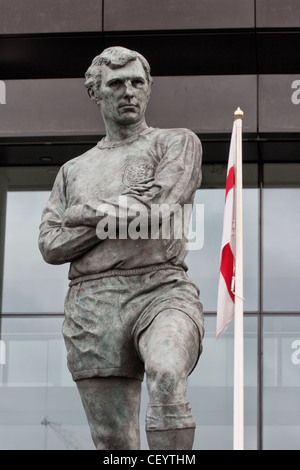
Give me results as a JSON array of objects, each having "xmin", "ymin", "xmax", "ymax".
[
  {"xmin": 64, "ymin": 131, "xmax": 202, "ymax": 229},
  {"xmin": 38, "ymin": 168, "xmax": 101, "ymax": 265}
]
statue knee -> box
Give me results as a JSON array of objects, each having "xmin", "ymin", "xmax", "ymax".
[
  {"xmin": 92, "ymin": 427, "xmax": 140, "ymax": 451},
  {"xmin": 145, "ymin": 361, "xmax": 186, "ymax": 404}
]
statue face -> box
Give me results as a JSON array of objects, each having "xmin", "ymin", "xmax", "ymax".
[{"xmin": 97, "ymin": 59, "xmax": 151, "ymax": 126}]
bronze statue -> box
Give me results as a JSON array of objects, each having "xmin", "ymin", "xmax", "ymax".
[{"xmin": 39, "ymin": 46, "xmax": 204, "ymax": 450}]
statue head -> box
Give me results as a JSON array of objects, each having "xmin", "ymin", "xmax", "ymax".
[{"xmin": 85, "ymin": 46, "xmax": 153, "ymax": 105}]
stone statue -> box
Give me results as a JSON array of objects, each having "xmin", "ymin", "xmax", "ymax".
[{"xmin": 39, "ymin": 46, "xmax": 204, "ymax": 450}]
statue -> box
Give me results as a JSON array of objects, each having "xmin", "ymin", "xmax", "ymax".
[{"xmin": 39, "ymin": 46, "xmax": 204, "ymax": 450}]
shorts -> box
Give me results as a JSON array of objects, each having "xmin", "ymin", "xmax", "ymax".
[{"xmin": 63, "ymin": 266, "xmax": 204, "ymax": 382}]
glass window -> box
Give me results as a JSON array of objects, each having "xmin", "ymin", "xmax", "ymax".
[
  {"xmin": 263, "ymin": 316, "xmax": 300, "ymax": 450},
  {"xmin": 2, "ymin": 191, "xmax": 69, "ymax": 314},
  {"xmin": 188, "ymin": 316, "xmax": 258, "ymax": 450},
  {"xmin": 0, "ymin": 314, "xmax": 258, "ymax": 450},
  {"xmin": 0, "ymin": 316, "xmax": 94, "ymax": 450},
  {"xmin": 263, "ymin": 165, "xmax": 300, "ymax": 311},
  {"xmin": 0, "ymin": 163, "xmax": 259, "ymax": 450}
]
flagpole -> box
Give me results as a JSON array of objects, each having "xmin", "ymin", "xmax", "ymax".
[{"xmin": 233, "ymin": 107, "xmax": 244, "ymax": 450}]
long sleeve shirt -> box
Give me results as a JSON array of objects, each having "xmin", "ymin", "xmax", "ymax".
[{"xmin": 38, "ymin": 127, "xmax": 202, "ymax": 283}]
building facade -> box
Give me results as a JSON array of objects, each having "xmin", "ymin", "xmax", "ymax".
[{"xmin": 0, "ymin": 0, "xmax": 300, "ymax": 450}]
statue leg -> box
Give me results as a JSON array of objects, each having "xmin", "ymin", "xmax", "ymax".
[
  {"xmin": 138, "ymin": 309, "xmax": 200, "ymax": 450},
  {"xmin": 76, "ymin": 376, "xmax": 142, "ymax": 450}
]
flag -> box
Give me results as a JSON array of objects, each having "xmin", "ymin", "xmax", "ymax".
[
  {"xmin": 216, "ymin": 117, "xmax": 238, "ymax": 339},
  {"xmin": 216, "ymin": 108, "xmax": 245, "ymax": 450}
]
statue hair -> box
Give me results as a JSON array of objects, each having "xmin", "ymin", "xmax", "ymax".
[{"xmin": 85, "ymin": 46, "xmax": 153, "ymax": 100}]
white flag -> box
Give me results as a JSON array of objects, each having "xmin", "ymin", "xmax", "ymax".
[{"xmin": 216, "ymin": 119, "xmax": 237, "ymax": 339}]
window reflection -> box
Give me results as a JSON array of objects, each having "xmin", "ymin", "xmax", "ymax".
[
  {"xmin": 0, "ymin": 315, "xmax": 258, "ymax": 450},
  {"xmin": 263, "ymin": 316, "xmax": 300, "ymax": 450},
  {"xmin": 2, "ymin": 191, "xmax": 69, "ymax": 314},
  {"xmin": 263, "ymin": 188, "xmax": 300, "ymax": 311},
  {"xmin": 0, "ymin": 317, "xmax": 94, "ymax": 450},
  {"xmin": 2, "ymin": 167, "xmax": 259, "ymax": 315},
  {"xmin": 0, "ymin": 163, "xmax": 262, "ymax": 449},
  {"xmin": 189, "ymin": 316, "xmax": 258, "ymax": 450}
]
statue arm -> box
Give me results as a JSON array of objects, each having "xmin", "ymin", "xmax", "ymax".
[
  {"xmin": 64, "ymin": 130, "xmax": 202, "ymax": 228},
  {"xmin": 38, "ymin": 167, "xmax": 100, "ymax": 265}
]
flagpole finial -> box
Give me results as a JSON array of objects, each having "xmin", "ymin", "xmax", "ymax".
[{"xmin": 234, "ymin": 107, "xmax": 244, "ymax": 120}]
